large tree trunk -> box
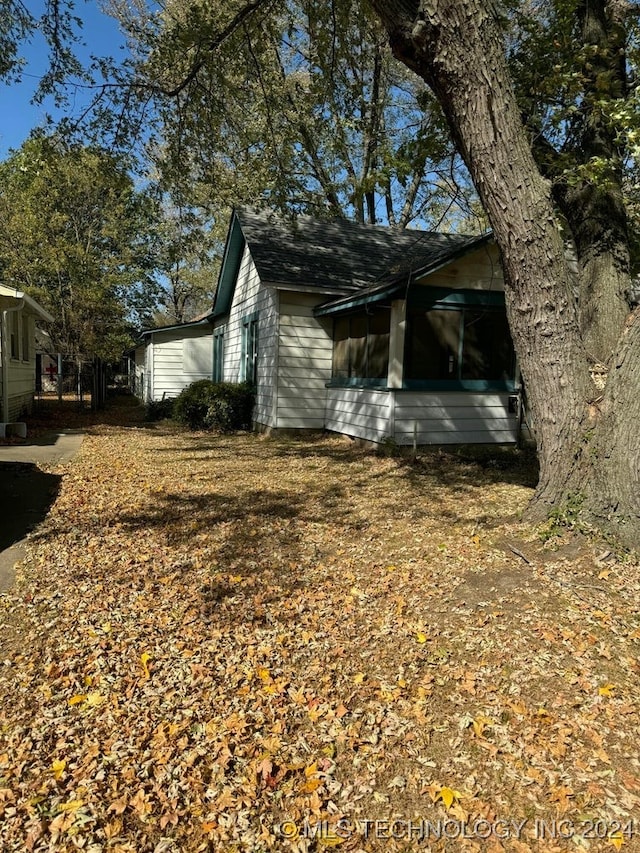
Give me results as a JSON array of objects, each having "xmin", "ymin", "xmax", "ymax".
[{"xmin": 369, "ymin": 0, "xmax": 640, "ymax": 548}]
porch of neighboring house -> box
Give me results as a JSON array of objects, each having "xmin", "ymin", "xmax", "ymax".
[{"xmin": 0, "ymin": 284, "xmax": 54, "ymax": 436}]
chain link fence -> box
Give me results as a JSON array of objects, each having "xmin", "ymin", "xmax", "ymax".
[{"xmin": 35, "ymin": 356, "xmax": 108, "ymax": 411}]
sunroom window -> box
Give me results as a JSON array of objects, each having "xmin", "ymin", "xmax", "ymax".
[
  {"xmin": 332, "ymin": 308, "xmax": 390, "ymax": 381},
  {"xmin": 405, "ymin": 305, "xmax": 515, "ymax": 385}
]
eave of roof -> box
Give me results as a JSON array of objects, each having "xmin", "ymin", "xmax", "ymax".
[
  {"xmin": 314, "ymin": 232, "xmax": 494, "ymax": 316},
  {"xmin": 138, "ymin": 316, "xmax": 212, "ymax": 340},
  {"xmin": 0, "ymin": 284, "xmax": 55, "ymax": 323}
]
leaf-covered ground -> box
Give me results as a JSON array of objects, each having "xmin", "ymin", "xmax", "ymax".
[{"xmin": 1, "ymin": 399, "xmax": 639, "ymax": 853}]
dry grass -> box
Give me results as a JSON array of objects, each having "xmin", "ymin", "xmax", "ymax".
[{"xmin": 0, "ymin": 398, "xmax": 639, "ymax": 852}]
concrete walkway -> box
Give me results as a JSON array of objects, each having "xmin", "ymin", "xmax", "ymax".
[{"xmin": 0, "ymin": 431, "xmax": 84, "ymax": 592}]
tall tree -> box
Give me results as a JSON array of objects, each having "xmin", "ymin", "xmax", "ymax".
[
  {"xmin": 0, "ymin": 136, "xmax": 160, "ymax": 360},
  {"xmin": 367, "ymin": 0, "xmax": 640, "ymax": 547},
  {"xmin": 111, "ymin": 0, "xmax": 476, "ymax": 228},
  {"xmin": 152, "ymin": 195, "xmax": 220, "ymax": 325}
]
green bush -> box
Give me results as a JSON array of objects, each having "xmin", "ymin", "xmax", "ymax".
[
  {"xmin": 173, "ymin": 380, "xmax": 255, "ymax": 431},
  {"xmin": 145, "ymin": 397, "xmax": 176, "ymax": 421}
]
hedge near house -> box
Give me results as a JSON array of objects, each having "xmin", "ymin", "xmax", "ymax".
[{"xmin": 173, "ymin": 380, "xmax": 255, "ymax": 432}]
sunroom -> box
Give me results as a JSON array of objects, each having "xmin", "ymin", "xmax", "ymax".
[{"xmin": 316, "ymin": 248, "xmax": 521, "ymax": 446}]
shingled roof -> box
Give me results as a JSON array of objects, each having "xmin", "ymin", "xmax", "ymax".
[{"xmin": 234, "ymin": 207, "xmax": 487, "ymax": 293}]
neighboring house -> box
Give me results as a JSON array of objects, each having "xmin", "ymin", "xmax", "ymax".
[
  {"xmin": 0, "ymin": 284, "xmax": 54, "ymax": 428},
  {"xmin": 207, "ymin": 208, "xmax": 521, "ymax": 446},
  {"xmin": 133, "ymin": 315, "xmax": 213, "ymax": 403}
]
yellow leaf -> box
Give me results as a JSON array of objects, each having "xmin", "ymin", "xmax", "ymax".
[
  {"xmin": 68, "ymin": 694, "xmax": 87, "ymax": 706},
  {"xmin": 472, "ymin": 719, "xmax": 486, "ymax": 738},
  {"xmin": 58, "ymin": 799, "xmax": 83, "ymax": 813},
  {"xmin": 300, "ymin": 777, "xmax": 322, "ymax": 794},
  {"xmin": 319, "ymin": 831, "xmax": 345, "ymax": 847},
  {"xmin": 87, "ymin": 691, "xmax": 105, "ymax": 707},
  {"xmin": 415, "ymin": 632, "xmax": 428, "ymax": 644},
  {"xmin": 353, "ymin": 672, "xmax": 365, "ymax": 684},
  {"xmin": 598, "ymin": 569, "xmax": 611, "ymax": 580},
  {"xmin": 436, "ymin": 786, "xmax": 464, "ymax": 809},
  {"xmin": 304, "ymin": 762, "xmax": 318, "ymax": 777},
  {"xmin": 51, "ymin": 759, "xmax": 66, "ymax": 780},
  {"xmin": 609, "ymin": 831, "xmax": 625, "ymax": 849},
  {"xmin": 599, "ymin": 683, "xmax": 616, "ymax": 697},
  {"xmin": 140, "ymin": 652, "xmax": 152, "ymax": 679}
]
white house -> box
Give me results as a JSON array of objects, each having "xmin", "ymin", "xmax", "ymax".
[
  {"xmin": 133, "ymin": 316, "xmax": 214, "ymax": 403},
  {"xmin": 206, "ymin": 208, "xmax": 521, "ymax": 445},
  {"xmin": 0, "ymin": 284, "xmax": 54, "ymax": 432}
]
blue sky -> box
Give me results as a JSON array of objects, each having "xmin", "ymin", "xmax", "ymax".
[{"xmin": 0, "ymin": 1, "xmax": 128, "ymax": 159}]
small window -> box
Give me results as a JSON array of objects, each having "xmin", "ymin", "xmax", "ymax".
[
  {"xmin": 21, "ymin": 315, "xmax": 30, "ymax": 361},
  {"xmin": 213, "ymin": 330, "xmax": 224, "ymax": 382},
  {"xmin": 241, "ymin": 317, "xmax": 258, "ymax": 384},
  {"xmin": 10, "ymin": 312, "xmax": 20, "ymax": 360}
]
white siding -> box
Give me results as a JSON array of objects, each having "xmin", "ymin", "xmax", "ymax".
[
  {"xmin": 393, "ymin": 392, "xmax": 518, "ymax": 445},
  {"xmin": 1, "ymin": 313, "xmax": 38, "ymax": 421},
  {"xmin": 415, "ymin": 243, "xmax": 504, "ymax": 291},
  {"xmin": 149, "ymin": 326, "xmax": 212, "ymax": 401},
  {"xmin": 220, "ymin": 245, "xmax": 278, "ymax": 428},
  {"xmin": 324, "ymin": 388, "xmax": 518, "ymax": 445},
  {"xmin": 276, "ymin": 294, "xmax": 333, "ymax": 428},
  {"xmin": 325, "ymin": 388, "xmax": 392, "ymax": 443},
  {"xmin": 132, "ymin": 344, "xmax": 146, "ymax": 401}
]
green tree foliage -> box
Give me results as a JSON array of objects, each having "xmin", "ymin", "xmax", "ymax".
[
  {"xmin": 111, "ymin": 0, "xmax": 476, "ymax": 229},
  {"xmin": 0, "ymin": 136, "xmax": 161, "ymax": 360},
  {"xmin": 0, "ymin": 0, "xmax": 84, "ymax": 94},
  {"xmin": 151, "ymin": 195, "xmax": 220, "ymax": 325}
]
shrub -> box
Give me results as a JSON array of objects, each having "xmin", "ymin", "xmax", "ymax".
[
  {"xmin": 173, "ymin": 380, "xmax": 255, "ymax": 431},
  {"xmin": 145, "ymin": 397, "xmax": 176, "ymax": 421}
]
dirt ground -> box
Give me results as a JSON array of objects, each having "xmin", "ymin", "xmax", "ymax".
[{"xmin": 0, "ymin": 397, "xmax": 638, "ymax": 852}]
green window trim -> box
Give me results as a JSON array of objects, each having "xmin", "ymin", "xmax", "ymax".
[
  {"xmin": 240, "ymin": 312, "xmax": 258, "ymax": 385},
  {"xmin": 326, "ymin": 377, "xmax": 389, "ymax": 389},
  {"xmin": 404, "ymin": 300, "xmax": 516, "ymax": 387},
  {"xmin": 213, "ymin": 329, "xmax": 225, "ymax": 382}
]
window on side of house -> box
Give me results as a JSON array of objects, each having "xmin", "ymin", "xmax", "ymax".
[
  {"xmin": 213, "ymin": 329, "xmax": 224, "ymax": 382},
  {"xmin": 241, "ymin": 316, "xmax": 258, "ymax": 385},
  {"xmin": 10, "ymin": 312, "xmax": 20, "ymax": 360},
  {"xmin": 331, "ymin": 307, "xmax": 390, "ymax": 382},
  {"xmin": 21, "ymin": 314, "xmax": 30, "ymax": 361},
  {"xmin": 405, "ymin": 304, "xmax": 515, "ymax": 385}
]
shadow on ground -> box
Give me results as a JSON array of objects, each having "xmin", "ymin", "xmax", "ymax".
[{"xmin": 0, "ymin": 462, "xmax": 61, "ymax": 552}]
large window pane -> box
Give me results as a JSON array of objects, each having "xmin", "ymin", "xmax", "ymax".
[
  {"xmin": 350, "ymin": 315, "xmax": 367, "ymax": 377},
  {"xmin": 332, "ymin": 317, "xmax": 349, "ymax": 378},
  {"xmin": 332, "ymin": 308, "xmax": 391, "ymax": 380},
  {"xmin": 406, "ymin": 308, "xmax": 461, "ymax": 380},
  {"xmin": 462, "ymin": 310, "xmax": 514, "ymax": 380},
  {"xmin": 367, "ymin": 310, "xmax": 390, "ymax": 379}
]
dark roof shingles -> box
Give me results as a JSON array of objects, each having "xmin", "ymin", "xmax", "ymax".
[{"xmin": 234, "ymin": 208, "xmax": 484, "ymax": 295}]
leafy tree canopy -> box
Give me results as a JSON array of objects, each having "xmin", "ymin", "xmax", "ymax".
[
  {"xmin": 107, "ymin": 0, "xmax": 480, "ymax": 230},
  {"xmin": 0, "ymin": 135, "xmax": 161, "ymax": 360}
]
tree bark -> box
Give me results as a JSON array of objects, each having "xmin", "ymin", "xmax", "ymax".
[{"xmin": 369, "ymin": 0, "xmax": 640, "ymax": 548}]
